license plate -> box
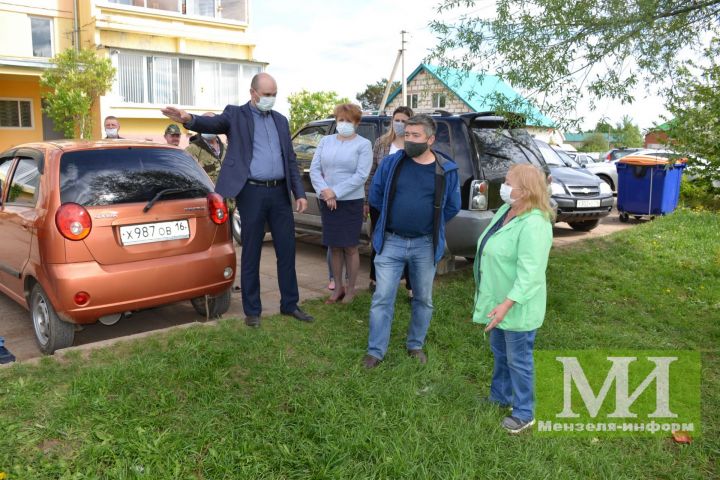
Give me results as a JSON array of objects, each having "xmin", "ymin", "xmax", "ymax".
[
  {"xmin": 120, "ymin": 220, "xmax": 190, "ymax": 246},
  {"xmin": 576, "ymin": 199, "xmax": 601, "ymax": 208}
]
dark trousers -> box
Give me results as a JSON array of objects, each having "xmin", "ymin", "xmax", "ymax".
[
  {"xmin": 236, "ymin": 183, "xmax": 299, "ymax": 316},
  {"xmin": 369, "ymin": 207, "xmax": 412, "ymax": 290}
]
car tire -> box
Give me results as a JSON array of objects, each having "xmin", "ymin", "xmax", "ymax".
[
  {"xmin": 619, "ymin": 212, "xmax": 629, "ymax": 223},
  {"xmin": 191, "ymin": 289, "xmax": 232, "ymax": 319},
  {"xmin": 30, "ymin": 284, "xmax": 75, "ymax": 355},
  {"xmin": 568, "ymin": 219, "xmax": 600, "ymax": 232}
]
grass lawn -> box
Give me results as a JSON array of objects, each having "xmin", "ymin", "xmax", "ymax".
[{"xmin": 1, "ymin": 209, "xmax": 718, "ymax": 479}]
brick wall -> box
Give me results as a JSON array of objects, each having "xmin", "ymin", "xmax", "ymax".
[{"xmin": 386, "ymin": 70, "xmax": 469, "ymax": 114}]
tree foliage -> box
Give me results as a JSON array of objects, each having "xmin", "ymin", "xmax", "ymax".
[
  {"xmin": 356, "ymin": 79, "xmax": 401, "ymax": 111},
  {"xmin": 288, "ymin": 90, "xmax": 350, "ymax": 134},
  {"xmin": 578, "ymin": 132, "xmax": 609, "ymax": 153},
  {"xmin": 429, "ymin": 0, "xmax": 720, "ymax": 125},
  {"xmin": 665, "ymin": 41, "xmax": 720, "ymax": 188},
  {"xmin": 613, "ymin": 116, "xmax": 643, "ymax": 148},
  {"xmin": 40, "ymin": 49, "xmax": 115, "ymax": 139}
]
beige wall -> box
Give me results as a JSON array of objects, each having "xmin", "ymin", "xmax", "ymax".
[
  {"xmin": 0, "ymin": 2, "xmax": 74, "ymax": 58},
  {"xmin": 0, "ymin": 75, "xmax": 44, "ymax": 150}
]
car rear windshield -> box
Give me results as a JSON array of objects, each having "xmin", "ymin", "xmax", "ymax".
[
  {"xmin": 60, "ymin": 147, "xmax": 214, "ymax": 206},
  {"xmin": 472, "ymin": 128, "xmax": 545, "ymax": 170}
]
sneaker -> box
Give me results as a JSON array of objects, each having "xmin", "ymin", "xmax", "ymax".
[{"xmin": 501, "ymin": 416, "xmax": 535, "ymax": 434}]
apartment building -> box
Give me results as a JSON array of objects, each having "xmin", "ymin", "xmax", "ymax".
[{"xmin": 0, "ymin": 0, "xmax": 264, "ymax": 150}]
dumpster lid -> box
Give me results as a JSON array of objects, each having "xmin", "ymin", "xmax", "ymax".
[{"xmin": 619, "ymin": 154, "xmax": 687, "ymax": 166}]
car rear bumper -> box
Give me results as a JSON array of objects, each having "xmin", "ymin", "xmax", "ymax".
[{"xmin": 45, "ymin": 242, "xmax": 236, "ymax": 324}]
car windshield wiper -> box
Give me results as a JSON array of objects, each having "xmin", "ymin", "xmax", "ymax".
[{"xmin": 143, "ymin": 187, "xmax": 205, "ymax": 213}]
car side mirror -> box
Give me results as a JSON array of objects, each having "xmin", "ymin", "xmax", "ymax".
[{"xmin": 469, "ymin": 179, "xmax": 488, "ymax": 211}]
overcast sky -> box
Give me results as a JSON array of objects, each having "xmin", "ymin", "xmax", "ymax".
[{"xmin": 248, "ymin": 0, "xmax": 669, "ymax": 132}]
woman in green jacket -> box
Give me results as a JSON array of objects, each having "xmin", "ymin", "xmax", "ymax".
[{"xmin": 472, "ymin": 164, "xmax": 554, "ymax": 434}]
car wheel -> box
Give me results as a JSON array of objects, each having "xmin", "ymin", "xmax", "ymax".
[
  {"xmin": 191, "ymin": 289, "xmax": 232, "ymax": 319},
  {"xmin": 232, "ymin": 209, "xmax": 242, "ymax": 245},
  {"xmin": 30, "ymin": 284, "xmax": 75, "ymax": 355},
  {"xmin": 619, "ymin": 212, "xmax": 629, "ymax": 223},
  {"xmin": 568, "ymin": 219, "xmax": 600, "ymax": 232}
]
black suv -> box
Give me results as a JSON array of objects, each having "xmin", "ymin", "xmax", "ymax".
[{"xmin": 291, "ymin": 112, "xmax": 551, "ymax": 259}]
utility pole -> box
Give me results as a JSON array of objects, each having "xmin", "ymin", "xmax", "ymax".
[{"xmin": 401, "ymin": 30, "xmax": 407, "ymax": 107}]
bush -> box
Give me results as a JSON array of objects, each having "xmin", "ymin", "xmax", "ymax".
[{"xmin": 680, "ymin": 178, "xmax": 720, "ymax": 211}]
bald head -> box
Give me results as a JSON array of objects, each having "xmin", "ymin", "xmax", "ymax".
[{"xmin": 249, "ymin": 72, "xmax": 277, "ymax": 111}]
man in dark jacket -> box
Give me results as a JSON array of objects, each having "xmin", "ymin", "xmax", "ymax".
[
  {"xmin": 363, "ymin": 114, "xmax": 461, "ymax": 368},
  {"xmin": 161, "ymin": 73, "xmax": 313, "ymax": 326}
]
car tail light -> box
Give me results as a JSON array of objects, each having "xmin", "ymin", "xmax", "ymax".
[
  {"xmin": 207, "ymin": 193, "xmax": 228, "ymax": 224},
  {"xmin": 469, "ymin": 180, "xmax": 488, "ymax": 211},
  {"xmin": 55, "ymin": 203, "xmax": 92, "ymax": 241},
  {"xmin": 74, "ymin": 291, "xmax": 90, "ymax": 306}
]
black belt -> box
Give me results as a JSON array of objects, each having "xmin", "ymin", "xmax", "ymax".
[
  {"xmin": 386, "ymin": 229, "xmax": 424, "ymax": 239},
  {"xmin": 247, "ymin": 178, "xmax": 285, "ymax": 187}
]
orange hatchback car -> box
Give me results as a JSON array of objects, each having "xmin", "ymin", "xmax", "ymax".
[{"xmin": 0, "ymin": 141, "xmax": 236, "ymax": 354}]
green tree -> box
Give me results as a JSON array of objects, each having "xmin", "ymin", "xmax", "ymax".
[
  {"xmin": 356, "ymin": 79, "xmax": 400, "ymax": 111},
  {"xmin": 429, "ymin": 0, "xmax": 720, "ymax": 125},
  {"xmin": 579, "ymin": 132, "xmax": 609, "ymax": 153},
  {"xmin": 288, "ymin": 90, "xmax": 350, "ymax": 134},
  {"xmin": 614, "ymin": 115, "xmax": 643, "ymax": 148},
  {"xmin": 40, "ymin": 49, "xmax": 115, "ymax": 139},
  {"xmin": 665, "ymin": 41, "xmax": 720, "ymax": 187}
]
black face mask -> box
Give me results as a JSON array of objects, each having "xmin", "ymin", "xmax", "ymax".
[{"xmin": 404, "ymin": 140, "xmax": 429, "ymax": 158}]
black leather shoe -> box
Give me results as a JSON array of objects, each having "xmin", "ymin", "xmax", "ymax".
[
  {"xmin": 363, "ymin": 354, "xmax": 381, "ymax": 369},
  {"xmin": 282, "ymin": 308, "xmax": 314, "ymax": 322},
  {"xmin": 408, "ymin": 349, "xmax": 427, "ymax": 364},
  {"xmin": 245, "ymin": 315, "xmax": 260, "ymax": 327}
]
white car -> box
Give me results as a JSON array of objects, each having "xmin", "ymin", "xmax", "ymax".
[{"xmin": 584, "ymin": 149, "xmax": 678, "ymax": 193}]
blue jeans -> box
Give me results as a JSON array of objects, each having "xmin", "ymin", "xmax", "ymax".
[
  {"xmin": 489, "ymin": 328, "xmax": 537, "ymax": 422},
  {"xmin": 367, "ymin": 233, "xmax": 436, "ymax": 360}
]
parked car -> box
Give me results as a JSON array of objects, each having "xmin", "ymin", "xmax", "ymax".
[
  {"xmin": 537, "ymin": 140, "xmax": 614, "ymax": 231},
  {"xmin": 0, "ymin": 141, "xmax": 236, "ymax": 354},
  {"xmin": 584, "ymin": 149, "xmax": 678, "ymax": 193},
  {"xmin": 604, "ymin": 147, "xmax": 643, "ymax": 162},
  {"xmin": 291, "ymin": 112, "xmax": 552, "ymax": 259},
  {"xmin": 565, "ymin": 151, "xmax": 597, "ymax": 167}
]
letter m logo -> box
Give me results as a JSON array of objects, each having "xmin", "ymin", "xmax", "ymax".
[{"xmin": 555, "ymin": 356, "xmax": 678, "ymax": 419}]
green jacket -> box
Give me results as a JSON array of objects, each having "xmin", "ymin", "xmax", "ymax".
[{"xmin": 472, "ymin": 204, "xmax": 553, "ymax": 331}]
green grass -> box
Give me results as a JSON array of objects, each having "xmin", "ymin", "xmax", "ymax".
[{"xmin": 1, "ymin": 209, "xmax": 719, "ymax": 479}]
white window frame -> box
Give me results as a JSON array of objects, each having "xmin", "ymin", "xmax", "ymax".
[
  {"xmin": 105, "ymin": 0, "xmax": 181, "ymax": 13},
  {"xmin": 407, "ymin": 94, "xmax": 418, "ymax": 109},
  {"xmin": 113, "ymin": 50, "xmax": 263, "ymax": 108},
  {"xmin": 0, "ymin": 98, "xmax": 34, "ymax": 130},
  {"xmin": 29, "ymin": 16, "xmax": 54, "ymax": 58},
  {"xmin": 432, "ymin": 93, "xmax": 447, "ymax": 109}
]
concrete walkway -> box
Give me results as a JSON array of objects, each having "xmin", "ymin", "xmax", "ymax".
[{"xmin": 0, "ymin": 211, "xmax": 637, "ymax": 362}]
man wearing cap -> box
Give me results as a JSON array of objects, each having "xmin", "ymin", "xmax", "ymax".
[{"xmin": 164, "ymin": 124, "xmax": 182, "ymax": 146}]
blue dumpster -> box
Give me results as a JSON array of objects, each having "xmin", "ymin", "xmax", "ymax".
[
  {"xmin": 0, "ymin": 336, "xmax": 15, "ymax": 364},
  {"xmin": 616, "ymin": 155, "xmax": 686, "ymax": 222}
]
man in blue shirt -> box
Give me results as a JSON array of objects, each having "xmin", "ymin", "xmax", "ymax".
[
  {"xmin": 161, "ymin": 73, "xmax": 313, "ymax": 326},
  {"xmin": 364, "ymin": 115, "xmax": 461, "ymax": 368}
]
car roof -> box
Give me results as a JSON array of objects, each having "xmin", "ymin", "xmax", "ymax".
[{"xmin": 3, "ymin": 139, "xmax": 179, "ymax": 154}]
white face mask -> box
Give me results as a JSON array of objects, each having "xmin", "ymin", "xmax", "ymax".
[
  {"xmin": 256, "ymin": 96, "xmax": 275, "ymax": 112},
  {"xmin": 500, "ymin": 183, "xmax": 516, "ymax": 205},
  {"xmin": 336, "ymin": 121, "xmax": 355, "ymax": 137},
  {"xmin": 393, "ymin": 121, "xmax": 405, "ymax": 136},
  {"xmin": 105, "ymin": 128, "xmax": 118, "ymax": 138}
]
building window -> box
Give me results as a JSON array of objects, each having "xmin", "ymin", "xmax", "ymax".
[
  {"xmin": 407, "ymin": 94, "xmax": 418, "ymax": 109},
  {"xmin": 115, "ymin": 52, "xmax": 260, "ymax": 106},
  {"xmin": 432, "ymin": 93, "xmax": 447, "ymax": 109},
  {"xmin": 30, "ymin": 17, "xmax": 53, "ymax": 57},
  {"xmin": 186, "ymin": 0, "xmax": 247, "ymax": 22},
  {"xmin": 108, "ymin": 0, "xmax": 180, "ymax": 12},
  {"xmin": 108, "ymin": 0, "xmax": 247, "ymax": 22},
  {"xmin": 0, "ymin": 99, "xmax": 33, "ymax": 128}
]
